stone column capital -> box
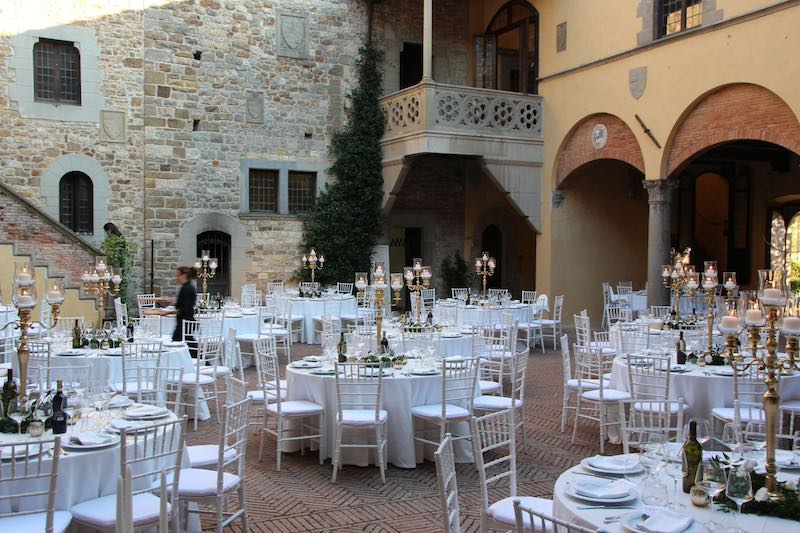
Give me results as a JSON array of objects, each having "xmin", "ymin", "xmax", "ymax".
[{"xmin": 642, "ymin": 178, "xmax": 678, "ymax": 204}]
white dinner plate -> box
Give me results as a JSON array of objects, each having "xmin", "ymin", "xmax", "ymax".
[
  {"xmin": 621, "ymin": 512, "xmax": 699, "ymax": 533},
  {"xmin": 226, "ymin": 313, "xmax": 243, "ymax": 318},
  {"xmin": 580, "ymin": 456, "xmax": 645, "ymax": 476},
  {"xmin": 565, "ymin": 482, "xmax": 637, "ymax": 505},
  {"xmin": 440, "ymin": 332, "xmax": 462, "ymax": 338},
  {"xmin": 241, "ymin": 310, "xmax": 257, "ymax": 315},
  {"xmin": 310, "ymin": 368, "xmax": 337, "ymax": 375},
  {"xmin": 163, "ymin": 341, "xmax": 185, "ymax": 348},
  {"xmin": 63, "ymin": 433, "xmax": 121, "ymax": 451},
  {"xmin": 290, "ymin": 361, "xmax": 322, "ymax": 369},
  {"xmin": 303, "ymin": 356, "xmax": 323, "ymax": 362},
  {"xmin": 408, "ymin": 369, "xmax": 439, "ymax": 376},
  {"xmin": 57, "ymin": 349, "xmax": 87, "ymax": 357},
  {"xmin": 106, "ymin": 398, "xmax": 135, "ymax": 409},
  {"xmin": 710, "ymin": 367, "xmax": 734, "ymax": 376}
]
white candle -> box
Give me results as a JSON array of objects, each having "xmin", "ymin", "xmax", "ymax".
[
  {"xmin": 745, "ymin": 309, "xmax": 764, "ymax": 325},
  {"xmin": 194, "ymin": 261, "xmax": 202, "ymax": 269},
  {"xmin": 15, "ymin": 295, "xmax": 35, "ymax": 308},
  {"xmin": 96, "ymin": 261, "xmax": 106, "ymax": 273},
  {"xmin": 702, "ymin": 279, "xmax": 716, "ymax": 290},
  {"xmin": 209, "ymin": 259, "xmax": 218, "ymax": 270},
  {"xmin": 391, "ymin": 281, "xmax": 402, "ymax": 290},
  {"xmin": 719, "ymin": 315, "xmax": 740, "ymax": 333},
  {"xmin": 46, "ymin": 290, "xmax": 63, "ymax": 302},
  {"xmin": 90, "ymin": 273, "xmax": 100, "ymax": 283},
  {"xmin": 783, "ymin": 317, "xmax": 800, "ymax": 334},
  {"xmin": 112, "ymin": 274, "xmax": 122, "ymax": 284},
  {"xmin": 15, "ymin": 272, "xmax": 32, "ymax": 284},
  {"xmin": 319, "ymin": 255, "xmax": 325, "ymax": 263},
  {"xmin": 724, "ymin": 281, "xmax": 736, "ymax": 291},
  {"xmin": 760, "ymin": 288, "xmax": 784, "ymax": 305},
  {"xmin": 686, "ymin": 280, "xmax": 698, "ymax": 290}
]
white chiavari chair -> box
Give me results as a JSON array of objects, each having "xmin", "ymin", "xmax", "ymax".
[
  {"xmin": 215, "ymin": 327, "xmax": 241, "ymax": 382},
  {"xmin": 299, "ymin": 281, "xmax": 319, "ymax": 294},
  {"xmin": 560, "ymin": 335, "xmax": 605, "ymax": 433},
  {"xmin": 451, "ymin": 288, "xmax": 469, "ymax": 301},
  {"xmin": 711, "ymin": 362, "xmax": 766, "ymax": 437},
  {"xmin": 312, "ymin": 298, "xmax": 343, "ymax": 338},
  {"xmin": 626, "ymin": 354, "xmax": 688, "ymax": 416},
  {"xmin": 650, "ymin": 305, "xmax": 672, "ymax": 318},
  {"xmin": 618, "ymin": 327, "xmax": 649, "ymax": 353},
  {"xmin": 266, "ymin": 281, "xmax": 285, "ymax": 295},
  {"xmin": 171, "ymin": 334, "xmax": 222, "ymax": 430},
  {"xmin": 605, "ymin": 304, "xmax": 632, "ymax": 326},
  {"xmin": 573, "ymin": 312, "xmax": 592, "ymax": 348},
  {"xmin": 114, "ymin": 341, "xmax": 162, "ymax": 396},
  {"xmin": 534, "ymin": 294, "xmax": 564, "ymax": 350},
  {"xmin": 114, "ymin": 298, "xmax": 128, "ymax": 329},
  {"xmin": 513, "ymin": 499, "xmax": 601, "ymax": 533},
  {"xmin": 28, "ymin": 340, "xmax": 52, "ymax": 387},
  {"xmin": 434, "ymin": 434, "xmax": 461, "ymax": 533},
  {"xmin": 135, "ymin": 294, "xmax": 157, "ymax": 317},
  {"xmin": 124, "ymin": 366, "xmax": 183, "ymax": 411},
  {"xmin": 472, "ymin": 324, "xmax": 504, "ymax": 395},
  {"xmin": 0, "ymin": 437, "xmax": 70, "ymax": 532},
  {"xmin": 472, "ymin": 409, "xmax": 553, "ymax": 533},
  {"xmin": 618, "ymin": 398, "xmax": 686, "ymax": 454},
  {"xmin": 332, "ymin": 362, "xmax": 388, "ymax": 483},
  {"xmin": 488, "ymin": 288, "xmax": 509, "ymax": 300},
  {"xmin": 245, "ymin": 336, "xmax": 284, "ymax": 434},
  {"xmin": 572, "ymin": 344, "xmax": 630, "ymax": 453},
  {"xmin": 261, "ymin": 347, "xmax": 324, "ymax": 469},
  {"xmin": 412, "ymin": 357, "xmax": 479, "ymax": 449},
  {"xmin": 131, "ymin": 316, "xmax": 162, "ymax": 340},
  {"xmin": 225, "ymin": 375, "xmax": 248, "ymax": 405},
  {"xmin": 241, "ymin": 289, "xmax": 262, "ymax": 309},
  {"xmin": 336, "ymin": 282, "xmax": 354, "ymax": 295},
  {"xmin": 474, "ymin": 349, "xmax": 529, "ymax": 448},
  {"xmin": 179, "ymin": 398, "xmax": 251, "ymax": 532},
  {"xmin": 518, "ymin": 299, "xmax": 543, "ymax": 352},
  {"xmin": 273, "ymin": 296, "xmax": 304, "ymax": 348},
  {"xmin": 70, "ymin": 417, "xmax": 186, "ymax": 532},
  {"xmin": 186, "ymin": 376, "xmax": 246, "ymax": 469},
  {"xmin": 422, "ymin": 287, "xmax": 437, "ymax": 310},
  {"xmin": 601, "ymin": 282, "xmax": 612, "ymax": 329}
]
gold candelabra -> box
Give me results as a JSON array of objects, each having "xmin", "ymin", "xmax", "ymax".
[
  {"xmin": 701, "ymin": 261, "xmax": 719, "ymax": 357},
  {"xmin": 1, "ymin": 263, "xmax": 63, "ymax": 399},
  {"xmin": 81, "ymin": 257, "xmax": 121, "ymax": 326},
  {"xmin": 403, "ymin": 258, "xmax": 431, "ymax": 324},
  {"xmin": 475, "ymin": 251, "xmax": 496, "ymax": 299},
  {"xmin": 302, "ymin": 248, "xmax": 325, "ymax": 284},
  {"xmin": 661, "ymin": 247, "xmax": 696, "ymax": 318},
  {"xmin": 193, "ymin": 250, "xmax": 217, "ymax": 297}
]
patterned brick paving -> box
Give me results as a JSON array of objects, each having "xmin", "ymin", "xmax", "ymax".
[{"xmin": 187, "ymin": 343, "xmax": 619, "ymax": 532}]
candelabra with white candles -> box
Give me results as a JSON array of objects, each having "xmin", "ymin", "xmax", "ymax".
[
  {"xmin": 403, "ymin": 258, "xmax": 431, "ymax": 325},
  {"xmin": 475, "ymin": 252, "xmax": 496, "ymax": 299},
  {"xmin": 81, "ymin": 257, "xmax": 121, "ymax": 326},
  {"xmin": 302, "ymin": 248, "xmax": 325, "ymax": 284},
  {"xmin": 661, "ymin": 247, "xmax": 698, "ymax": 318},
  {"xmin": 193, "ymin": 250, "xmax": 217, "ymax": 298}
]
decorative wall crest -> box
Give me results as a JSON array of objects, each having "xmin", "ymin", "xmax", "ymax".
[
  {"xmin": 100, "ymin": 110, "xmax": 125, "ymax": 143},
  {"xmin": 246, "ymin": 91, "xmax": 264, "ymax": 123},
  {"xmin": 276, "ymin": 11, "xmax": 310, "ymax": 60},
  {"xmin": 591, "ymin": 124, "xmax": 608, "ymax": 150},
  {"xmin": 628, "ymin": 66, "xmax": 647, "ymax": 100}
]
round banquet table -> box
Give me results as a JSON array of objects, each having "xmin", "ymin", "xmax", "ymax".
[
  {"xmin": 609, "ymin": 356, "xmax": 800, "ymax": 421},
  {"xmin": 385, "ymin": 330, "xmax": 474, "ymax": 358},
  {"xmin": 286, "ymin": 365, "xmax": 476, "ymax": 468},
  {"xmin": 0, "ymin": 411, "xmax": 201, "ymax": 532},
  {"xmin": 553, "ymin": 455, "xmax": 800, "ymax": 533},
  {"xmin": 434, "ymin": 301, "xmax": 532, "ymax": 326},
  {"xmin": 158, "ymin": 312, "xmax": 260, "ymax": 342},
  {"xmin": 276, "ymin": 295, "xmax": 358, "ymax": 344},
  {"xmin": 15, "ymin": 344, "xmax": 211, "ymax": 421}
]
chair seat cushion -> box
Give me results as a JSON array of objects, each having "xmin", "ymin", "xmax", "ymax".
[
  {"xmin": 178, "ymin": 468, "xmax": 240, "ymax": 498},
  {"xmin": 633, "ymin": 401, "xmax": 688, "ymax": 414},
  {"xmin": 473, "ymin": 395, "xmax": 522, "ymax": 411},
  {"xmin": 187, "ymin": 444, "xmax": 237, "ymax": 468},
  {"xmin": 587, "ymin": 342, "xmax": 617, "ymax": 355},
  {"xmin": 235, "ymin": 333, "xmax": 265, "ymax": 341},
  {"xmin": 711, "ymin": 406, "xmax": 766, "ymax": 423},
  {"xmin": 247, "ymin": 387, "xmax": 287, "ymax": 401},
  {"xmin": 267, "ymin": 400, "xmax": 324, "ymax": 416},
  {"xmin": 566, "ymin": 378, "xmax": 609, "ymax": 390},
  {"xmin": 518, "ymin": 322, "xmax": 541, "ymax": 330},
  {"xmin": 71, "ymin": 493, "xmax": 167, "ymax": 528},
  {"xmin": 168, "ymin": 373, "xmax": 215, "ymax": 385},
  {"xmin": 411, "ymin": 403, "xmax": 470, "ymax": 420},
  {"xmin": 580, "ymin": 388, "xmax": 631, "ymax": 401},
  {"xmin": 112, "ymin": 381, "xmax": 155, "ymax": 394},
  {"xmin": 312, "ymin": 315, "xmax": 342, "ymax": 322},
  {"xmin": 199, "ymin": 365, "xmax": 231, "ymax": 376},
  {"xmin": 340, "ymin": 409, "xmax": 389, "ymax": 426},
  {"xmin": 479, "ymin": 380, "xmax": 502, "ymax": 394},
  {"xmin": 0, "ymin": 511, "xmax": 72, "ymax": 532},
  {"xmin": 488, "ymin": 496, "xmax": 553, "ymax": 529}
]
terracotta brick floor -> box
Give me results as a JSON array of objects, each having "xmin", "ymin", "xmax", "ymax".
[{"xmin": 187, "ymin": 343, "xmax": 620, "ymax": 532}]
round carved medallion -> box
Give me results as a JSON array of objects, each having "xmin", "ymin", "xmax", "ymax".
[{"xmin": 591, "ymin": 124, "xmax": 608, "ymax": 150}]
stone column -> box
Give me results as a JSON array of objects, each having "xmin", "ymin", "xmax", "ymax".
[
  {"xmin": 422, "ymin": 0, "xmax": 433, "ymax": 81},
  {"xmin": 643, "ymin": 179, "xmax": 676, "ymax": 306}
]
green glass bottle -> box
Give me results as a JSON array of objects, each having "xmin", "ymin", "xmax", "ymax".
[
  {"xmin": 682, "ymin": 420, "xmax": 703, "ymax": 493},
  {"xmin": 337, "ymin": 332, "xmax": 347, "ymax": 363},
  {"xmin": 1, "ymin": 369, "xmax": 17, "ymax": 418}
]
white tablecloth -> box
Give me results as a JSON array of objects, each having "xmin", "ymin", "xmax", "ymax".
[
  {"xmin": 553, "ymin": 458, "xmax": 800, "ymax": 533},
  {"xmin": 434, "ymin": 302, "xmax": 531, "ymax": 327},
  {"xmin": 609, "ymin": 356, "xmax": 800, "ymax": 421},
  {"xmin": 286, "ymin": 366, "xmax": 475, "ymax": 468},
  {"xmin": 159, "ymin": 313, "xmax": 260, "ymax": 342},
  {"xmin": 386, "ymin": 332, "xmax": 473, "ymax": 358}
]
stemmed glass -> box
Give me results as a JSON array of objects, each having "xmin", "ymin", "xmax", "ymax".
[
  {"xmin": 659, "ymin": 439, "xmax": 685, "ymax": 509},
  {"xmin": 7, "ymin": 401, "xmax": 28, "ymax": 435},
  {"xmin": 685, "ymin": 418, "xmax": 711, "ymax": 449},
  {"xmin": 721, "ymin": 422, "xmax": 743, "ymax": 461},
  {"xmin": 725, "ymin": 466, "xmax": 752, "ymax": 533},
  {"xmin": 694, "ymin": 459, "xmax": 727, "ymax": 529},
  {"xmin": 638, "ymin": 430, "xmax": 667, "ymax": 479}
]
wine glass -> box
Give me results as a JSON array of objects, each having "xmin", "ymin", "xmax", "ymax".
[
  {"xmin": 661, "ymin": 444, "xmax": 685, "ymax": 509},
  {"xmin": 721, "ymin": 422, "xmax": 743, "ymax": 461},
  {"xmin": 7, "ymin": 400, "xmax": 28, "ymax": 435},
  {"xmin": 638, "ymin": 430, "xmax": 666, "ymax": 479},
  {"xmin": 724, "ymin": 466, "xmax": 752, "ymax": 532},
  {"xmin": 685, "ymin": 418, "xmax": 711, "ymax": 449},
  {"xmin": 695, "ymin": 459, "xmax": 727, "ymax": 529}
]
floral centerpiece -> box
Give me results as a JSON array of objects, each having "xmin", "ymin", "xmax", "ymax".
[
  {"xmin": 711, "ymin": 455, "xmax": 800, "ymax": 521},
  {"xmin": 687, "ymin": 344, "xmax": 728, "ymax": 366}
]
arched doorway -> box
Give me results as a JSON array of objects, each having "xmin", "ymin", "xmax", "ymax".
[
  {"xmin": 481, "ymin": 224, "xmax": 503, "ymax": 289},
  {"xmin": 475, "ymin": 1, "xmax": 539, "ymax": 94},
  {"xmin": 197, "ymin": 231, "xmax": 231, "ymax": 297}
]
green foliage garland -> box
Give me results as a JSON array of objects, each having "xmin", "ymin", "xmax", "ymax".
[
  {"xmin": 103, "ymin": 232, "xmax": 134, "ymax": 304},
  {"xmin": 302, "ymin": 42, "xmax": 386, "ymax": 285}
]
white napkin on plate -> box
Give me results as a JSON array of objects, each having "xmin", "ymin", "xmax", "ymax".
[
  {"xmin": 109, "ymin": 419, "xmax": 149, "ymax": 431},
  {"xmin": 588, "ymin": 454, "xmax": 639, "ymax": 471},
  {"xmin": 107, "ymin": 395, "xmax": 130, "ymax": 408},
  {"xmin": 638, "ymin": 509, "xmax": 693, "ymax": 533},
  {"xmin": 574, "ymin": 480, "xmax": 631, "ymax": 499},
  {"xmin": 125, "ymin": 405, "xmax": 167, "ymax": 417},
  {"xmin": 69, "ymin": 432, "xmax": 114, "ymax": 446}
]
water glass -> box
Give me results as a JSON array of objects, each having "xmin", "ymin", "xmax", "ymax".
[
  {"xmin": 685, "ymin": 418, "xmax": 711, "ymax": 448},
  {"xmin": 695, "ymin": 460, "xmax": 726, "ymax": 529},
  {"xmin": 725, "ymin": 466, "xmax": 752, "ymax": 533},
  {"xmin": 642, "ymin": 477, "xmax": 669, "ymax": 506}
]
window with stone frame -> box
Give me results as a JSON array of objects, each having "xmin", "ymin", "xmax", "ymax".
[
  {"xmin": 33, "ymin": 38, "xmax": 81, "ymax": 105},
  {"xmin": 657, "ymin": 0, "xmax": 702, "ymax": 38},
  {"xmin": 288, "ymin": 171, "xmax": 317, "ymax": 213},
  {"xmin": 248, "ymin": 168, "xmax": 278, "ymax": 212},
  {"xmin": 59, "ymin": 171, "xmax": 93, "ymax": 233}
]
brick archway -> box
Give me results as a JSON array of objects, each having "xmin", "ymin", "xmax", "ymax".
[
  {"xmin": 664, "ymin": 83, "xmax": 800, "ymax": 176},
  {"xmin": 555, "ymin": 113, "xmax": 645, "ymax": 187}
]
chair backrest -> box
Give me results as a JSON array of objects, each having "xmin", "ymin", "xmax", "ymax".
[
  {"xmin": 508, "ymin": 350, "xmax": 529, "ymax": 405},
  {"xmin": 573, "ymin": 344, "xmax": 609, "ymax": 388},
  {"xmin": 650, "ymin": 305, "xmax": 672, "ymax": 318},
  {"xmin": 322, "ymin": 297, "xmax": 343, "ymax": 318},
  {"xmin": 513, "ymin": 499, "xmax": 601, "ymax": 533},
  {"xmin": 618, "ymin": 398, "xmax": 685, "ymax": 454},
  {"xmin": 241, "ymin": 290, "xmax": 262, "ymax": 308},
  {"xmin": 121, "ymin": 341, "xmax": 162, "ymax": 394},
  {"xmin": 732, "ymin": 362, "xmax": 767, "ymax": 417},
  {"xmin": 535, "ymin": 293, "xmax": 548, "ymax": 313},
  {"xmin": 300, "ymin": 281, "xmax": 319, "ymax": 293},
  {"xmin": 267, "ymin": 281, "xmax": 285, "ymax": 295},
  {"xmin": 602, "ymin": 282, "xmax": 611, "ymax": 306},
  {"xmin": 0, "ymin": 437, "xmax": 63, "ymax": 531},
  {"xmin": 196, "ymin": 336, "xmax": 222, "ymax": 374},
  {"xmin": 114, "ymin": 297, "xmax": 129, "ymax": 328},
  {"xmin": 334, "ymin": 362, "xmax": 384, "ymax": 424},
  {"xmin": 132, "ymin": 316, "xmax": 162, "ymax": 339},
  {"xmin": 434, "ymin": 434, "xmax": 461, "ymax": 533},
  {"xmin": 520, "ymin": 290, "xmax": 537, "ymax": 305},
  {"xmin": 422, "ymin": 288, "xmax": 436, "ymax": 307},
  {"xmin": 401, "ymin": 326, "xmax": 436, "ymax": 355},
  {"xmin": 253, "ymin": 336, "xmax": 279, "ymax": 401},
  {"xmin": 136, "ymin": 294, "xmax": 157, "ymax": 317},
  {"xmin": 471, "ymin": 409, "xmax": 517, "ymax": 514},
  {"xmin": 451, "ymin": 288, "xmax": 468, "ymax": 300},
  {"xmin": 560, "ymin": 335, "xmax": 572, "ymax": 384},
  {"xmin": 136, "ymin": 366, "xmax": 183, "ymax": 410},
  {"xmin": 488, "ymin": 288, "xmax": 509, "ymax": 300},
  {"xmin": 626, "ymin": 354, "xmax": 671, "ymax": 402},
  {"xmin": 120, "ymin": 417, "xmax": 186, "ymax": 509},
  {"xmin": 337, "ymin": 282, "xmax": 354, "ymax": 295},
  {"xmin": 606, "ymin": 304, "xmax": 632, "ymax": 325},
  {"xmin": 226, "ymin": 376, "xmax": 249, "ymax": 404},
  {"xmin": 440, "ymin": 357, "xmax": 479, "ymax": 413},
  {"xmin": 552, "ymin": 295, "xmax": 564, "ymax": 322},
  {"xmin": 573, "ymin": 313, "xmax": 592, "ymax": 347},
  {"xmin": 619, "ymin": 328, "xmax": 649, "ymax": 353},
  {"xmin": 223, "ymin": 327, "xmax": 238, "ymax": 373},
  {"xmin": 217, "ymin": 397, "xmax": 251, "ymax": 482}
]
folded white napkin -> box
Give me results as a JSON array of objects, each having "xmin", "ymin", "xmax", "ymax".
[
  {"xmin": 125, "ymin": 405, "xmax": 167, "ymax": 417},
  {"xmin": 107, "ymin": 395, "xmax": 130, "ymax": 408},
  {"xmin": 588, "ymin": 455, "xmax": 639, "ymax": 472},
  {"xmin": 639, "ymin": 510, "xmax": 694, "ymax": 533},
  {"xmin": 573, "ymin": 480, "xmax": 631, "ymax": 499},
  {"xmin": 69, "ymin": 432, "xmax": 114, "ymax": 446},
  {"xmin": 109, "ymin": 419, "xmax": 149, "ymax": 431}
]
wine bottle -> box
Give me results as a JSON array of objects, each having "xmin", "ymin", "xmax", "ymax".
[
  {"xmin": 1, "ymin": 369, "xmax": 17, "ymax": 419},
  {"xmin": 676, "ymin": 331, "xmax": 687, "ymax": 365},
  {"xmin": 682, "ymin": 420, "xmax": 703, "ymax": 493},
  {"xmin": 72, "ymin": 321, "xmax": 82, "ymax": 349},
  {"xmin": 380, "ymin": 332, "xmax": 389, "ymax": 354},
  {"xmin": 337, "ymin": 332, "xmax": 347, "ymax": 363},
  {"xmin": 51, "ymin": 380, "xmax": 68, "ymax": 435},
  {"xmin": 426, "ymin": 310, "xmax": 433, "ymax": 325}
]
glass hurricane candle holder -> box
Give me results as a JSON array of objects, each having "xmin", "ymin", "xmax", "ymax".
[
  {"xmin": 744, "ymin": 298, "xmax": 766, "ymax": 327},
  {"xmin": 723, "ymin": 272, "xmax": 737, "ymax": 292},
  {"xmin": 782, "ymin": 298, "xmax": 800, "ymax": 336},
  {"xmin": 718, "ymin": 300, "xmax": 743, "ymax": 335},
  {"xmin": 45, "ymin": 279, "xmax": 65, "ymax": 305},
  {"xmin": 14, "ymin": 262, "xmax": 34, "ymax": 286},
  {"xmin": 758, "ymin": 269, "xmax": 786, "ymax": 307},
  {"xmin": 13, "ymin": 283, "xmax": 37, "ymax": 309}
]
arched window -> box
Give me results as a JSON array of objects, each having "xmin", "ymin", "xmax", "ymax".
[
  {"xmin": 481, "ymin": 225, "xmax": 503, "ymax": 288},
  {"xmin": 33, "ymin": 39, "xmax": 81, "ymax": 105},
  {"xmin": 59, "ymin": 171, "xmax": 93, "ymax": 233},
  {"xmin": 197, "ymin": 231, "xmax": 232, "ymax": 297},
  {"xmin": 475, "ymin": 1, "xmax": 539, "ymax": 94}
]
